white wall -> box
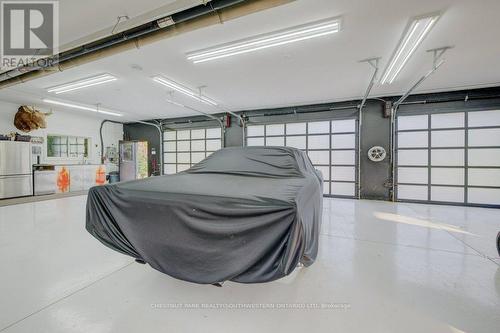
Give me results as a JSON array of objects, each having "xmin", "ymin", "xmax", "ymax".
[{"xmin": 0, "ymin": 100, "xmax": 123, "ymax": 167}]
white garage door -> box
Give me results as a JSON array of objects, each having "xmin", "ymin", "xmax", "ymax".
[
  {"xmin": 163, "ymin": 127, "xmax": 222, "ymax": 174},
  {"xmin": 396, "ymin": 109, "xmax": 500, "ymax": 207},
  {"xmin": 246, "ymin": 119, "xmax": 358, "ymax": 197}
]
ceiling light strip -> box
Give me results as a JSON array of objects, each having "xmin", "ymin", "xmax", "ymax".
[
  {"xmin": 43, "ymin": 98, "xmax": 123, "ymax": 117},
  {"xmin": 186, "ymin": 17, "xmax": 341, "ymax": 63},
  {"xmin": 192, "ymin": 30, "xmax": 339, "ymax": 64},
  {"xmin": 47, "ymin": 74, "xmax": 117, "ymax": 94},
  {"xmin": 187, "ymin": 22, "xmax": 339, "ymax": 61},
  {"xmin": 153, "ymin": 76, "xmax": 217, "ymax": 106},
  {"xmin": 379, "ymin": 22, "xmax": 420, "ymax": 84},
  {"xmin": 380, "ymin": 14, "xmax": 440, "ymax": 84},
  {"xmin": 386, "ymin": 18, "xmax": 437, "ymax": 83}
]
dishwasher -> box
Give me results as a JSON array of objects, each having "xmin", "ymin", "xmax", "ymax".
[{"xmin": 33, "ymin": 165, "xmax": 56, "ymax": 195}]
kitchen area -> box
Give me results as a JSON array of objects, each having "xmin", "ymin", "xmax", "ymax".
[
  {"xmin": 0, "ymin": 134, "xmax": 108, "ymax": 200},
  {"xmin": 0, "ymin": 102, "xmax": 150, "ymax": 202},
  {"xmin": 0, "ymin": 134, "xmax": 149, "ymax": 201}
]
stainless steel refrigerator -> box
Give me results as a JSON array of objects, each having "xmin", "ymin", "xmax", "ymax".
[
  {"xmin": 0, "ymin": 141, "xmax": 33, "ymax": 199},
  {"xmin": 119, "ymin": 141, "xmax": 148, "ymax": 182}
]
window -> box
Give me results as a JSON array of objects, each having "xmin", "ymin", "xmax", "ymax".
[
  {"xmin": 47, "ymin": 135, "xmax": 89, "ymax": 158},
  {"xmin": 163, "ymin": 127, "xmax": 222, "ymax": 174},
  {"xmin": 246, "ymin": 118, "xmax": 358, "ymax": 198}
]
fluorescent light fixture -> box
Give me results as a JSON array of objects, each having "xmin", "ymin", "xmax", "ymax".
[
  {"xmin": 186, "ymin": 17, "xmax": 341, "ymax": 63},
  {"xmin": 165, "ymin": 98, "xmax": 186, "ymax": 108},
  {"xmin": 47, "ymin": 74, "xmax": 117, "ymax": 94},
  {"xmin": 43, "ymin": 98, "xmax": 123, "ymax": 117},
  {"xmin": 153, "ymin": 76, "xmax": 217, "ymax": 106},
  {"xmin": 380, "ymin": 14, "xmax": 440, "ymax": 84},
  {"xmin": 95, "ymin": 109, "xmax": 123, "ymax": 117}
]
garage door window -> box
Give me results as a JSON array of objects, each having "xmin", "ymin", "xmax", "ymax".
[
  {"xmin": 396, "ymin": 109, "xmax": 500, "ymax": 207},
  {"xmin": 247, "ymin": 118, "xmax": 358, "ymax": 197},
  {"xmin": 163, "ymin": 128, "xmax": 222, "ymax": 174}
]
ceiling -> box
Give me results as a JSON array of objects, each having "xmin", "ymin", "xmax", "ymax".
[
  {"xmin": 57, "ymin": 0, "xmax": 208, "ymax": 51},
  {"xmin": 0, "ymin": 0, "xmax": 499, "ymax": 121}
]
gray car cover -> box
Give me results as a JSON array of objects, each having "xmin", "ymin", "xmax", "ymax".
[{"xmin": 86, "ymin": 146, "xmax": 323, "ymax": 284}]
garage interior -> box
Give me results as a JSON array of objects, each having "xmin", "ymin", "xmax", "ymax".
[{"xmin": 0, "ymin": 0, "xmax": 499, "ymax": 332}]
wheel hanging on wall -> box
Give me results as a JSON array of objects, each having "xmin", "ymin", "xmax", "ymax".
[{"xmin": 368, "ymin": 146, "xmax": 387, "ymax": 162}]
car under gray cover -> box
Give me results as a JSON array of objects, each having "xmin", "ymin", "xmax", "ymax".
[{"xmin": 86, "ymin": 146, "xmax": 323, "ymax": 284}]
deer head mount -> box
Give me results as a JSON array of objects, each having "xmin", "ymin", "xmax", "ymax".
[{"xmin": 14, "ymin": 105, "xmax": 52, "ymax": 133}]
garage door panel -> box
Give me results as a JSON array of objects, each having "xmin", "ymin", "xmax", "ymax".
[
  {"xmin": 431, "ymin": 112, "xmax": 464, "ymax": 129},
  {"xmin": 468, "ymin": 148, "xmax": 500, "ymax": 166},
  {"xmin": 398, "ymin": 115, "xmax": 428, "ymax": 130},
  {"xmin": 315, "ymin": 166, "xmax": 330, "ymax": 181},
  {"xmin": 397, "ymin": 149, "xmax": 428, "ymax": 166},
  {"xmin": 468, "ymin": 169, "xmax": 500, "ymax": 187},
  {"xmin": 164, "ymin": 127, "xmax": 223, "ymax": 174},
  {"xmin": 206, "ymin": 128, "xmax": 222, "ymax": 139},
  {"xmin": 468, "ymin": 128, "xmax": 500, "ymax": 146},
  {"xmin": 323, "ymin": 182, "xmax": 330, "ymax": 195},
  {"xmin": 246, "ymin": 119, "xmax": 358, "ymax": 198},
  {"xmin": 332, "ymin": 150, "xmax": 355, "ymax": 165},
  {"xmin": 164, "ymin": 153, "xmax": 176, "ymax": 163},
  {"xmin": 398, "ymin": 167, "xmax": 428, "ymax": 184},
  {"xmin": 165, "ymin": 141, "xmax": 176, "ymax": 152},
  {"xmin": 247, "ymin": 137, "xmax": 264, "ymax": 146},
  {"xmin": 164, "ymin": 131, "xmax": 176, "ymax": 140},
  {"xmin": 431, "ymin": 186, "xmax": 464, "ymax": 203},
  {"xmin": 308, "ymin": 121, "xmax": 330, "ymax": 134},
  {"xmin": 331, "ymin": 166, "xmax": 355, "ymax": 181},
  {"xmin": 332, "ymin": 134, "xmax": 355, "ymax": 149},
  {"xmin": 431, "ymin": 149, "xmax": 464, "ymax": 166},
  {"xmin": 397, "ymin": 109, "xmax": 500, "ymax": 207},
  {"xmin": 177, "ymin": 153, "xmax": 190, "ymax": 163},
  {"xmin": 397, "ymin": 185, "xmax": 428, "ymax": 201},
  {"xmin": 165, "ymin": 164, "xmax": 176, "ymax": 174},
  {"xmin": 191, "ymin": 140, "xmax": 205, "ymax": 151},
  {"xmin": 177, "ymin": 164, "xmax": 190, "ymax": 172},
  {"xmin": 331, "ymin": 182, "xmax": 355, "ymax": 196},
  {"xmin": 286, "ymin": 136, "xmax": 306, "ymax": 149},
  {"xmin": 177, "ymin": 130, "xmax": 190, "ymax": 140},
  {"xmin": 266, "ymin": 124, "xmax": 284, "ymax": 135},
  {"xmin": 191, "ymin": 152, "xmax": 205, "ymax": 164},
  {"xmin": 431, "ymin": 130, "xmax": 465, "ymax": 147},
  {"xmin": 468, "ymin": 188, "xmax": 500, "ymax": 205},
  {"xmin": 206, "ymin": 139, "xmax": 222, "ymax": 151},
  {"xmin": 468, "ymin": 110, "xmax": 500, "ymax": 127},
  {"xmin": 286, "ymin": 122, "xmax": 307, "ymax": 135},
  {"xmin": 431, "ymin": 168, "xmax": 464, "ymax": 186},
  {"xmin": 398, "ymin": 131, "xmax": 428, "ymax": 148},
  {"xmin": 308, "ymin": 150, "xmax": 330, "ymax": 165},
  {"xmin": 332, "ymin": 119, "xmax": 356, "ymax": 133},
  {"xmin": 308, "ymin": 135, "xmax": 329, "ymax": 149},
  {"xmin": 247, "ymin": 125, "xmax": 264, "ymax": 137},
  {"xmin": 177, "ymin": 141, "xmax": 190, "ymax": 151},
  {"xmin": 191, "ymin": 129, "xmax": 205, "ymax": 139},
  {"xmin": 266, "ymin": 136, "xmax": 285, "ymax": 146}
]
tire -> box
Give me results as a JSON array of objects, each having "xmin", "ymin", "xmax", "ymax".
[{"xmin": 497, "ymin": 232, "xmax": 500, "ymax": 257}]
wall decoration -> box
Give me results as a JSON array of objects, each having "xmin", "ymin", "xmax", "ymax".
[
  {"xmin": 14, "ymin": 105, "xmax": 52, "ymax": 133},
  {"xmin": 57, "ymin": 166, "xmax": 70, "ymax": 193},
  {"xmin": 95, "ymin": 165, "xmax": 106, "ymax": 185}
]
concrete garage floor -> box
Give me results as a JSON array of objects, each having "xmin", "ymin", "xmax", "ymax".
[{"xmin": 0, "ymin": 196, "xmax": 499, "ymax": 333}]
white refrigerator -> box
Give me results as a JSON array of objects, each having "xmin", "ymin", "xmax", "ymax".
[{"xmin": 0, "ymin": 141, "xmax": 32, "ymax": 199}]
